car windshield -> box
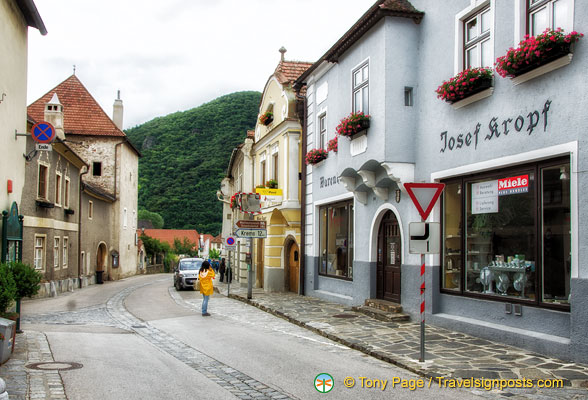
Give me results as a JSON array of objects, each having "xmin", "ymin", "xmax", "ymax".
[{"xmin": 179, "ymin": 260, "xmax": 201, "ymax": 270}]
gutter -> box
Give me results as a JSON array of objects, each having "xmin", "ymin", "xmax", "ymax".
[
  {"xmin": 78, "ymin": 166, "xmax": 89, "ymax": 288},
  {"xmin": 296, "ymin": 93, "xmax": 307, "ymax": 296},
  {"xmin": 16, "ymin": 0, "xmax": 47, "ymax": 35}
]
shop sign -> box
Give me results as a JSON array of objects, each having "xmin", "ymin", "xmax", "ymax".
[
  {"xmin": 498, "ymin": 175, "xmax": 529, "ymax": 196},
  {"xmin": 472, "ymin": 180, "xmax": 498, "ymax": 214},
  {"xmin": 319, "ymin": 175, "xmax": 340, "ymax": 189},
  {"xmin": 439, "ymin": 99, "xmax": 552, "ymax": 153}
]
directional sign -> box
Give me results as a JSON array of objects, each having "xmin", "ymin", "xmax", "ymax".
[
  {"xmin": 224, "ymin": 235, "xmax": 237, "ymax": 250},
  {"xmin": 235, "ymin": 229, "xmax": 267, "ymax": 238},
  {"xmin": 404, "ymin": 183, "xmax": 445, "ymax": 221},
  {"xmin": 236, "ymin": 220, "xmax": 266, "ymax": 229},
  {"xmin": 409, "ymin": 222, "xmax": 440, "ymax": 254},
  {"xmin": 31, "ymin": 121, "xmax": 56, "ymax": 144}
]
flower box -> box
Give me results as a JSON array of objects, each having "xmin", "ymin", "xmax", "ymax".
[
  {"xmin": 336, "ymin": 112, "xmax": 371, "ymax": 139},
  {"xmin": 495, "ymin": 29, "xmax": 583, "ymax": 79},
  {"xmin": 265, "ymin": 179, "xmax": 278, "ymax": 189},
  {"xmin": 436, "ymin": 67, "xmax": 493, "ymax": 104},
  {"xmin": 305, "ymin": 148, "xmax": 328, "ymax": 165},
  {"xmin": 259, "ymin": 111, "xmax": 274, "ymax": 126},
  {"xmin": 327, "ymin": 136, "xmax": 338, "ymax": 153}
]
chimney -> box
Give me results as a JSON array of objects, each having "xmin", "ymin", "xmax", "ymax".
[
  {"xmin": 113, "ymin": 90, "xmax": 124, "ymax": 129},
  {"xmin": 279, "ymin": 46, "xmax": 287, "ymax": 61},
  {"xmin": 44, "ymin": 93, "xmax": 65, "ymax": 140}
]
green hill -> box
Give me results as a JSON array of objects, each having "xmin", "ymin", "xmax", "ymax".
[{"xmin": 125, "ymin": 91, "xmax": 261, "ymax": 234}]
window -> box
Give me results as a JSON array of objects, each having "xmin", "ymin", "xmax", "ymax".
[
  {"xmin": 38, "ymin": 164, "xmax": 48, "ymax": 199},
  {"xmin": 88, "ymin": 201, "xmax": 93, "ymax": 219},
  {"xmin": 464, "ymin": 7, "xmax": 492, "ymax": 68},
  {"xmin": 81, "ymin": 252, "xmax": 85, "ymax": 275},
  {"xmin": 260, "ymin": 152, "xmax": 266, "ymax": 186},
  {"xmin": 92, "ymin": 162, "xmax": 102, "ymax": 177},
  {"xmin": 63, "ymin": 237, "xmax": 68, "ymax": 268},
  {"xmin": 55, "ymin": 172, "xmax": 62, "ymax": 206},
  {"xmin": 34, "ymin": 235, "xmax": 46, "ymax": 270},
  {"xmin": 404, "ymin": 87, "xmax": 414, "ymax": 107},
  {"xmin": 273, "ymin": 153, "xmax": 279, "ymax": 181},
  {"xmin": 53, "ymin": 237, "xmax": 60, "ymax": 269},
  {"xmin": 64, "ymin": 177, "xmax": 70, "ymax": 209},
  {"xmin": 318, "ymin": 113, "xmax": 327, "ymax": 149},
  {"xmin": 319, "ymin": 200, "xmax": 354, "ymax": 279},
  {"xmin": 441, "ymin": 157, "xmax": 571, "ymax": 308},
  {"xmin": 528, "ymin": 0, "xmax": 572, "ymax": 36},
  {"xmin": 352, "ymin": 62, "xmax": 369, "ymax": 113}
]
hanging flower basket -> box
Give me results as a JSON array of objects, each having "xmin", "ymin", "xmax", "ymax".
[
  {"xmin": 327, "ymin": 136, "xmax": 338, "ymax": 153},
  {"xmin": 495, "ymin": 28, "xmax": 583, "ymax": 78},
  {"xmin": 335, "ymin": 112, "xmax": 370, "ymax": 138},
  {"xmin": 435, "ymin": 67, "xmax": 493, "ymax": 104},
  {"xmin": 265, "ymin": 179, "xmax": 278, "ymax": 189},
  {"xmin": 305, "ymin": 148, "xmax": 328, "ymax": 165},
  {"xmin": 259, "ymin": 111, "xmax": 274, "ymax": 126}
]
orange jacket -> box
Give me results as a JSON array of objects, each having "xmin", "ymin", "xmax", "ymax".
[{"xmin": 199, "ymin": 268, "xmax": 215, "ymax": 296}]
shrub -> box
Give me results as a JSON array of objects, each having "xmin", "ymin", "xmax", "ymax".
[
  {"xmin": 0, "ymin": 263, "xmax": 17, "ymax": 314},
  {"xmin": 9, "ymin": 262, "xmax": 42, "ymax": 299}
]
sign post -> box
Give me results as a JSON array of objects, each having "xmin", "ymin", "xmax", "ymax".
[
  {"xmin": 405, "ymin": 182, "xmax": 445, "ymax": 363},
  {"xmin": 224, "ymin": 236, "xmax": 237, "ymax": 298}
]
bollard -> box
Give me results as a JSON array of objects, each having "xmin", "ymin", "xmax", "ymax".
[{"xmin": 0, "ymin": 377, "xmax": 9, "ymax": 399}]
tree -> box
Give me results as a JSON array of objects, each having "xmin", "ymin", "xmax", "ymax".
[
  {"xmin": 173, "ymin": 237, "xmax": 197, "ymax": 257},
  {"xmin": 138, "ymin": 209, "xmax": 164, "ymax": 229}
]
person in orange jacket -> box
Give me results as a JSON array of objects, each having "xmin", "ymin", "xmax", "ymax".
[{"xmin": 199, "ymin": 260, "xmax": 215, "ymax": 316}]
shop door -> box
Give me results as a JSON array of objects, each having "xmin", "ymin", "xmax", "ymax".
[
  {"xmin": 288, "ymin": 242, "xmax": 299, "ymax": 293},
  {"xmin": 377, "ymin": 211, "xmax": 401, "ymax": 303}
]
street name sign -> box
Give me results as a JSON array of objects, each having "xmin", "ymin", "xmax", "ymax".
[
  {"xmin": 236, "ymin": 220, "xmax": 266, "ymax": 229},
  {"xmin": 409, "ymin": 222, "xmax": 440, "ymax": 254},
  {"xmin": 235, "ymin": 229, "xmax": 267, "ymax": 238}
]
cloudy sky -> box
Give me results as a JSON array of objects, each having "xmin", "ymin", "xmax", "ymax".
[{"xmin": 28, "ymin": 0, "xmax": 376, "ymax": 129}]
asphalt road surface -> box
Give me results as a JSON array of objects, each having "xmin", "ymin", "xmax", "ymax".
[{"xmin": 21, "ymin": 274, "xmax": 487, "ymax": 399}]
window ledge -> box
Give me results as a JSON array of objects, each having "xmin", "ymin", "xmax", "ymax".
[
  {"xmin": 451, "ymin": 87, "xmax": 494, "ymax": 110},
  {"xmin": 511, "ymin": 53, "xmax": 573, "ymax": 85}
]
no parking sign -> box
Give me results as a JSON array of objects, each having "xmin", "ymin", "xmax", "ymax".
[{"xmin": 224, "ymin": 236, "xmax": 237, "ymax": 251}]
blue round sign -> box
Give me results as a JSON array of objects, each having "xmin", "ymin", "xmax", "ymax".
[
  {"xmin": 226, "ymin": 237, "xmax": 235, "ymax": 246},
  {"xmin": 31, "ymin": 121, "xmax": 56, "ymax": 144}
]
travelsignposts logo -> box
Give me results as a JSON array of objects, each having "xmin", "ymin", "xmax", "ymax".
[{"xmin": 314, "ymin": 373, "xmax": 334, "ymax": 393}]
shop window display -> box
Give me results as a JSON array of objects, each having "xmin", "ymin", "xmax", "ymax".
[
  {"xmin": 319, "ymin": 201, "xmax": 354, "ymax": 279},
  {"xmin": 441, "ymin": 157, "xmax": 570, "ymax": 308}
]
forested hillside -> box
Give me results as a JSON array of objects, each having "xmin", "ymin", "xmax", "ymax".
[{"xmin": 125, "ymin": 91, "xmax": 261, "ymax": 234}]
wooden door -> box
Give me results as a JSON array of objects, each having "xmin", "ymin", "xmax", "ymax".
[
  {"xmin": 377, "ymin": 211, "xmax": 401, "ymax": 303},
  {"xmin": 288, "ymin": 242, "xmax": 300, "ymax": 293}
]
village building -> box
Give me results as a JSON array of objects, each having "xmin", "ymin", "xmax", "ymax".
[
  {"xmin": 0, "ymin": 0, "xmax": 46, "ymax": 262},
  {"xmin": 295, "ymin": 0, "xmax": 588, "ymax": 363},
  {"xmin": 27, "ymin": 75, "xmax": 140, "ymax": 283}
]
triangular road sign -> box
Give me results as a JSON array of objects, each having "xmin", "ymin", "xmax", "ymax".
[{"xmin": 405, "ymin": 183, "xmax": 445, "ymax": 221}]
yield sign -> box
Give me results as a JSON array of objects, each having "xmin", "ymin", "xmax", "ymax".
[{"xmin": 405, "ymin": 183, "xmax": 445, "ymax": 221}]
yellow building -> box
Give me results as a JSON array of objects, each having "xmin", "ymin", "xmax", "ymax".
[{"xmin": 252, "ymin": 49, "xmax": 311, "ymax": 293}]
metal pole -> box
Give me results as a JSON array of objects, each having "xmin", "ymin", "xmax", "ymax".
[
  {"xmin": 247, "ymin": 213, "xmax": 254, "ymax": 299},
  {"xmin": 227, "ymin": 250, "xmax": 231, "ymax": 297},
  {"xmin": 419, "ymin": 252, "xmax": 426, "ymax": 362}
]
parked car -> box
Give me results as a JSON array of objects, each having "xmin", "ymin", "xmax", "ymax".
[{"xmin": 174, "ymin": 258, "xmax": 203, "ymax": 290}]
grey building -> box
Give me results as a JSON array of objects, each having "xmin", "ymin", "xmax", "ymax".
[{"xmin": 296, "ymin": 0, "xmax": 588, "ymax": 363}]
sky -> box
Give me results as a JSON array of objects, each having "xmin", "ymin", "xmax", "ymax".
[{"xmin": 27, "ymin": 0, "xmax": 376, "ymax": 130}]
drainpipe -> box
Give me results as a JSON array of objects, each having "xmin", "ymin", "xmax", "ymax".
[
  {"xmin": 297, "ymin": 94, "xmax": 308, "ymax": 296},
  {"xmin": 78, "ymin": 165, "xmax": 89, "ymax": 288}
]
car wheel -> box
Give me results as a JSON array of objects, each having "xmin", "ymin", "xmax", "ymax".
[{"xmin": 175, "ymin": 280, "xmax": 181, "ymax": 291}]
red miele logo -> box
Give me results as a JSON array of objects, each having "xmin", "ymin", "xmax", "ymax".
[{"xmin": 498, "ymin": 175, "xmax": 529, "ymax": 195}]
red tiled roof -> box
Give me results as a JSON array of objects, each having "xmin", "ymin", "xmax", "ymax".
[
  {"xmin": 274, "ymin": 61, "xmax": 313, "ymax": 86},
  {"xmin": 211, "ymin": 234, "xmax": 222, "ymax": 244},
  {"xmin": 380, "ymin": 0, "xmax": 422, "ymax": 13},
  {"xmin": 138, "ymin": 229, "xmax": 200, "ymax": 248},
  {"xmin": 27, "ymin": 75, "xmax": 126, "ymax": 137}
]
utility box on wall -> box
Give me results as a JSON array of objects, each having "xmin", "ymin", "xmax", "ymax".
[{"xmin": 0, "ymin": 318, "xmax": 16, "ymax": 365}]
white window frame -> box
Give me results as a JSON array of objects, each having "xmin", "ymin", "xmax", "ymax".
[
  {"xmin": 37, "ymin": 162, "xmax": 49, "ymax": 200},
  {"xmin": 63, "ymin": 237, "xmax": 68, "ymax": 268},
  {"xmin": 318, "ymin": 112, "xmax": 327, "ymax": 149},
  {"xmin": 454, "ymin": 1, "xmax": 495, "ymax": 74},
  {"xmin": 34, "ymin": 234, "xmax": 46, "ymax": 271},
  {"xmin": 64, "ymin": 177, "xmax": 70, "ymax": 209},
  {"xmin": 55, "ymin": 171, "xmax": 62, "ymax": 207},
  {"xmin": 260, "ymin": 152, "xmax": 266, "ymax": 186},
  {"xmin": 351, "ymin": 60, "xmax": 369, "ymax": 114},
  {"xmin": 53, "ymin": 236, "xmax": 60, "ymax": 269},
  {"xmin": 514, "ymin": 0, "xmax": 574, "ymax": 43},
  {"xmin": 88, "ymin": 200, "xmax": 93, "ymax": 220},
  {"xmin": 464, "ymin": 7, "xmax": 492, "ymax": 69},
  {"xmin": 271, "ymin": 144, "xmax": 279, "ymax": 182}
]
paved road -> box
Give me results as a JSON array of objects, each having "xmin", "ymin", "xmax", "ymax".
[{"xmin": 21, "ymin": 274, "xmax": 487, "ymax": 399}]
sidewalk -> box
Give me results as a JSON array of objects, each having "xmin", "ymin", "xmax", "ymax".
[{"xmin": 216, "ymin": 280, "xmax": 588, "ymax": 395}]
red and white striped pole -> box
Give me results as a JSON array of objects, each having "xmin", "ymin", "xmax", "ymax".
[{"xmin": 420, "ymin": 252, "xmax": 426, "ymax": 362}]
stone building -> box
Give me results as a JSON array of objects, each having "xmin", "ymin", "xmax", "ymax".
[
  {"xmin": 0, "ymin": 0, "xmax": 45, "ymax": 262},
  {"xmin": 28, "ymin": 75, "xmax": 140, "ymax": 282}
]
